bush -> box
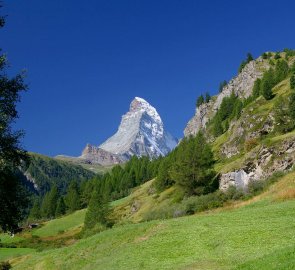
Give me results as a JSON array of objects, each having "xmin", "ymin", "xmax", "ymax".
[
  {"xmin": 224, "ymin": 186, "xmax": 245, "ymax": 200},
  {"xmin": 196, "ymin": 94, "xmax": 204, "ymax": 108},
  {"xmin": 261, "ymin": 69, "xmax": 275, "ymax": 100},
  {"xmin": 290, "ymin": 75, "xmax": 295, "ymax": 90},
  {"xmin": 244, "ymin": 138, "xmax": 259, "ymax": 152},
  {"xmin": 219, "ymin": 80, "xmax": 227, "ymax": 93},
  {"xmin": 247, "ymin": 180, "xmax": 265, "ymax": 195},
  {"xmin": 183, "ymin": 192, "xmax": 224, "ymax": 214},
  {"xmin": 143, "ymin": 203, "xmax": 185, "ymax": 221},
  {"xmin": 262, "ymin": 52, "xmax": 268, "ymax": 59},
  {"xmin": 0, "ymin": 262, "xmax": 11, "ymax": 270},
  {"xmin": 274, "ymin": 52, "xmax": 281, "ymax": 59},
  {"xmin": 81, "ymin": 223, "xmax": 107, "ymax": 238}
]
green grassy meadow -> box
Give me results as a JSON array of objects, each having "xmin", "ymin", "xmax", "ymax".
[
  {"xmin": 0, "ymin": 248, "xmax": 35, "ymax": 262},
  {"xmin": 1, "ymin": 168, "xmax": 294, "ymax": 269},
  {"xmin": 33, "ymin": 209, "xmax": 86, "ymax": 238},
  {"xmin": 12, "ymin": 196, "xmax": 295, "ymax": 269}
]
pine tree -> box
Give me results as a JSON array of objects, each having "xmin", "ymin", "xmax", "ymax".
[
  {"xmin": 238, "ymin": 60, "xmax": 246, "ymax": 74},
  {"xmin": 41, "ymin": 192, "xmax": 51, "ymax": 218},
  {"xmin": 213, "ymin": 113, "xmax": 223, "ymax": 137},
  {"xmin": 275, "ymin": 60, "xmax": 289, "ymax": 83},
  {"xmin": 219, "ymin": 80, "xmax": 227, "ymax": 93},
  {"xmin": 80, "ymin": 180, "xmax": 96, "ymax": 208},
  {"xmin": 55, "ymin": 197, "xmax": 66, "ymax": 217},
  {"xmin": 171, "ymin": 132, "xmax": 215, "ymax": 196},
  {"xmin": 154, "ymin": 158, "xmax": 173, "ymax": 192},
  {"xmin": 205, "ymin": 92, "xmax": 211, "ymax": 103},
  {"xmin": 290, "ymin": 75, "xmax": 295, "ymax": 90},
  {"xmin": 65, "ymin": 181, "xmax": 81, "ymax": 213},
  {"xmin": 262, "ymin": 52, "xmax": 268, "ymax": 59},
  {"xmin": 0, "ymin": 6, "xmax": 29, "ymax": 232},
  {"xmin": 48, "ymin": 185, "xmax": 58, "ymax": 217},
  {"xmin": 84, "ymin": 190, "xmax": 109, "ymax": 230},
  {"xmin": 41, "ymin": 185, "xmax": 59, "ymax": 218},
  {"xmin": 261, "ymin": 69, "xmax": 274, "ymax": 100},
  {"xmin": 247, "ymin": 53, "xmax": 254, "ymax": 62},
  {"xmin": 274, "ymin": 96, "xmax": 295, "ymax": 133},
  {"xmin": 218, "ymin": 93, "xmax": 237, "ymax": 121},
  {"xmin": 196, "ymin": 95, "xmax": 204, "ymax": 108},
  {"xmin": 252, "ymin": 78, "xmax": 261, "ymax": 98},
  {"xmin": 29, "ymin": 199, "xmax": 41, "ymax": 221},
  {"xmin": 274, "ymin": 52, "xmax": 281, "ymax": 59},
  {"xmin": 232, "ymin": 99, "xmax": 243, "ymax": 119},
  {"xmin": 289, "ymin": 92, "xmax": 295, "ymax": 120}
]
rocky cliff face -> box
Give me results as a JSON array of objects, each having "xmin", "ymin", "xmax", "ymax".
[
  {"xmin": 184, "ymin": 52, "xmax": 295, "ymax": 192},
  {"xmin": 184, "ymin": 57, "xmax": 270, "ymax": 137},
  {"xmin": 220, "ymin": 137, "xmax": 295, "ymax": 191},
  {"xmin": 80, "ymin": 144, "xmax": 124, "ymax": 166},
  {"xmin": 80, "ymin": 97, "xmax": 178, "ymax": 165}
]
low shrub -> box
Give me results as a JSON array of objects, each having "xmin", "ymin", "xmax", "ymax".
[
  {"xmin": 80, "ymin": 223, "xmax": 107, "ymax": 238},
  {"xmin": 244, "ymin": 138, "xmax": 258, "ymax": 152},
  {"xmin": 183, "ymin": 192, "xmax": 224, "ymax": 214},
  {"xmin": 0, "ymin": 262, "xmax": 11, "ymax": 270}
]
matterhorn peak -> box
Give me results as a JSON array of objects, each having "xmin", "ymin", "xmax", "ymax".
[
  {"xmin": 80, "ymin": 97, "xmax": 178, "ymax": 165},
  {"xmin": 130, "ymin": 97, "xmax": 153, "ymax": 111}
]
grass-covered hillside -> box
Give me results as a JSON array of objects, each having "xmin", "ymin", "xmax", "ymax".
[{"xmin": 7, "ymin": 169, "xmax": 295, "ymax": 270}]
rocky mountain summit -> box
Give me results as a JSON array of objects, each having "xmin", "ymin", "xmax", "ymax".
[{"xmin": 80, "ymin": 97, "xmax": 178, "ymax": 165}]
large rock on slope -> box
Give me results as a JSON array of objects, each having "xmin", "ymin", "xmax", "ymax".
[
  {"xmin": 219, "ymin": 138, "xmax": 295, "ymax": 191},
  {"xmin": 80, "ymin": 97, "xmax": 178, "ymax": 165}
]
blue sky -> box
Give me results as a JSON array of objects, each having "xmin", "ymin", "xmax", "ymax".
[{"xmin": 2, "ymin": 0, "xmax": 295, "ymax": 157}]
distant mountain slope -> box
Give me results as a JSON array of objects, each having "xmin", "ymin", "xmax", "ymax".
[
  {"xmin": 79, "ymin": 97, "xmax": 178, "ymax": 165},
  {"xmin": 23, "ymin": 153, "xmax": 95, "ymax": 195}
]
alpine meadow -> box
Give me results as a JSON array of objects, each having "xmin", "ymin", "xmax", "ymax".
[{"xmin": 1, "ymin": 1, "xmax": 295, "ymax": 270}]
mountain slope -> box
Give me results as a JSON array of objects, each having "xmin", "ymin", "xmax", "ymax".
[
  {"xmin": 80, "ymin": 97, "xmax": 178, "ymax": 165},
  {"xmin": 184, "ymin": 56, "xmax": 270, "ymax": 137},
  {"xmin": 23, "ymin": 153, "xmax": 95, "ymax": 194},
  {"xmin": 184, "ymin": 51, "xmax": 295, "ymax": 191},
  {"xmin": 12, "ymin": 171, "xmax": 295, "ymax": 269}
]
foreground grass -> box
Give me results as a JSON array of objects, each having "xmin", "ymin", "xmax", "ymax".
[
  {"xmin": 0, "ymin": 234, "xmax": 24, "ymax": 244},
  {"xmin": 0, "ymin": 248, "xmax": 35, "ymax": 262},
  {"xmin": 33, "ymin": 209, "xmax": 86, "ymax": 238},
  {"xmin": 13, "ymin": 196, "xmax": 295, "ymax": 270}
]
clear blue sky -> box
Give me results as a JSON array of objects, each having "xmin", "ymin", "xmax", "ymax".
[{"xmin": 2, "ymin": 0, "xmax": 295, "ymax": 157}]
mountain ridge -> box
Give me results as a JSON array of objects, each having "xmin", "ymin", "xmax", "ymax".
[{"xmin": 79, "ymin": 97, "xmax": 178, "ymax": 165}]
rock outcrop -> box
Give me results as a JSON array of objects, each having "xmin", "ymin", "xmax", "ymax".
[
  {"xmin": 184, "ymin": 58, "xmax": 270, "ymax": 137},
  {"xmin": 80, "ymin": 144, "xmax": 124, "ymax": 166},
  {"xmin": 220, "ymin": 138, "xmax": 295, "ymax": 191}
]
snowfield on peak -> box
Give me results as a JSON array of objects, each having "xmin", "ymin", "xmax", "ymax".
[{"xmin": 98, "ymin": 97, "xmax": 178, "ymax": 159}]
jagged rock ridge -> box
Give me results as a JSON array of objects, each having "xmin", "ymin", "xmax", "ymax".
[
  {"xmin": 80, "ymin": 97, "xmax": 178, "ymax": 165},
  {"xmin": 184, "ymin": 57, "xmax": 270, "ymax": 137}
]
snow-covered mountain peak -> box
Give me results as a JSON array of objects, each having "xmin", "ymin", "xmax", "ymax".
[
  {"xmin": 95, "ymin": 97, "xmax": 178, "ymax": 160},
  {"xmin": 129, "ymin": 97, "xmax": 161, "ymax": 123}
]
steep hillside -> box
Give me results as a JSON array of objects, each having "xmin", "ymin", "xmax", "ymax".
[
  {"xmin": 23, "ymin": 153, "xmax": 95, "ymax": 194},
  {"xmin": 11, "ymin": 170, "xmax": 295, "ymax": 270},
  {"xmin": 185, "ymin": 51, "xmax": 295, "ymax": 191},
  {"xmin": 185, "ymin": 56, "xmax": 270, "ymax": 137}
]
